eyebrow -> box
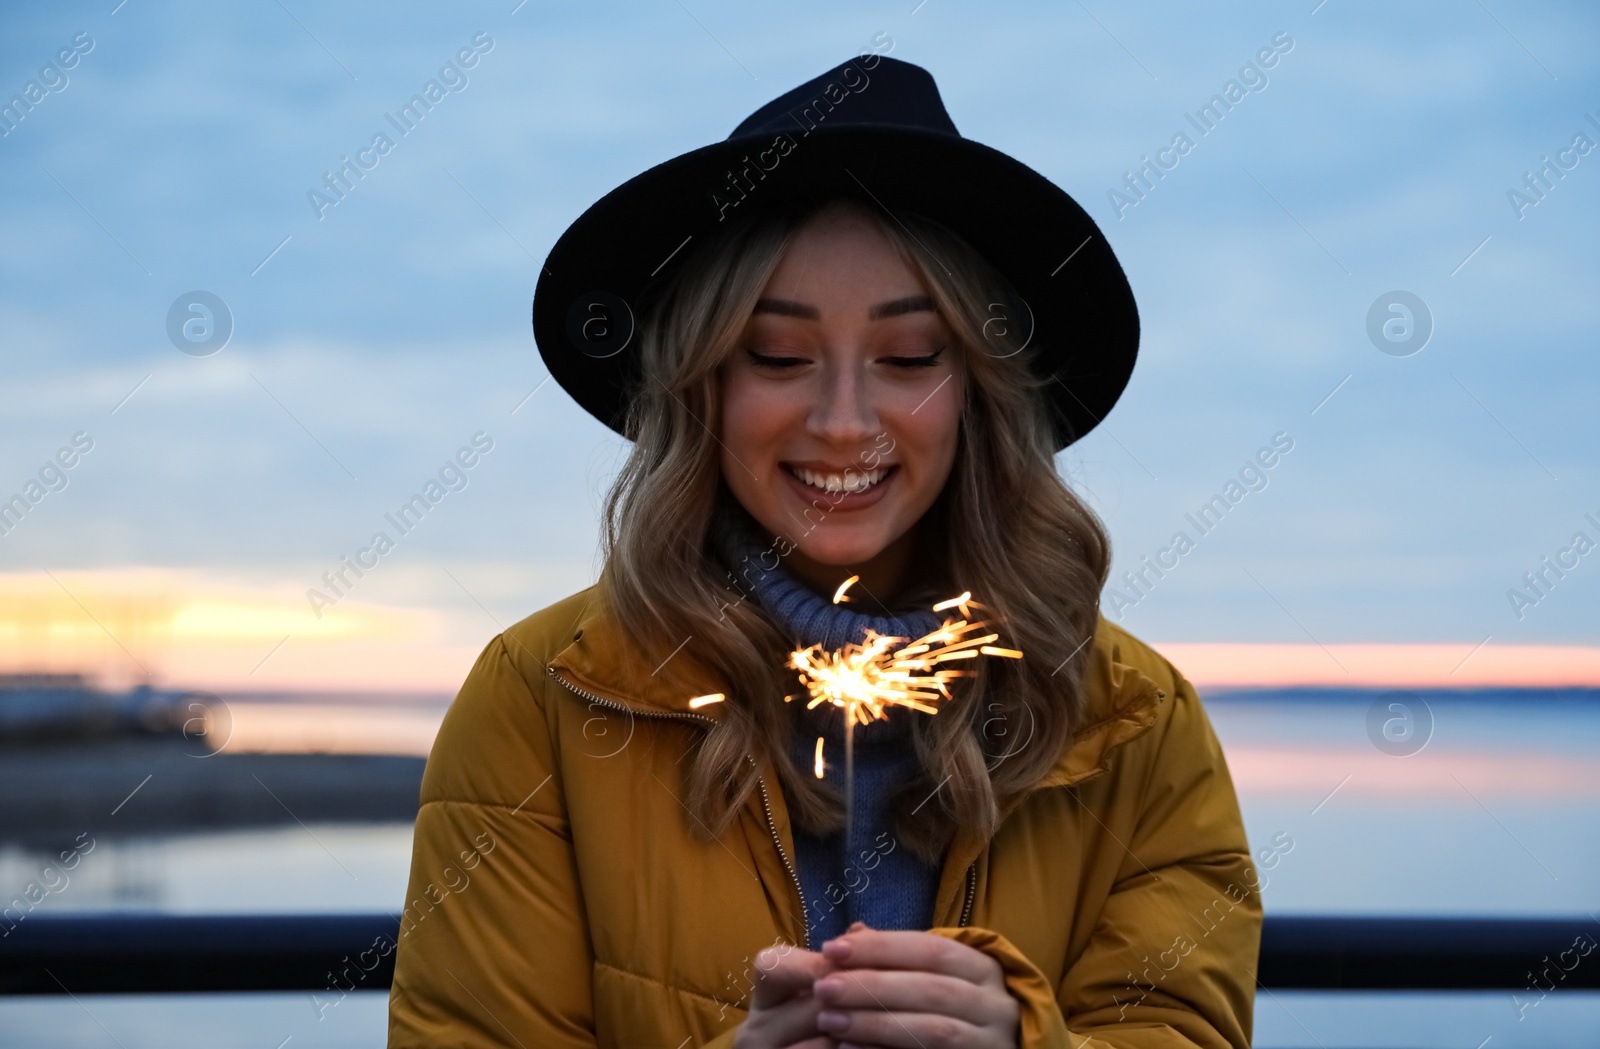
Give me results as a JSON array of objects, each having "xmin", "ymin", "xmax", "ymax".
[{"xmin": 751, "ymin": 295, "xmax": 935, "ymax": 321}]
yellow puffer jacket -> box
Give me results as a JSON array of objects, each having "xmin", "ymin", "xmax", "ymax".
[{"xmin": 387, "ymin": 584, "xmax": 1261, "ymax": 1047}]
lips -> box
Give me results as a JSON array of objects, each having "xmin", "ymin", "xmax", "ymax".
[
  {"xmin": 780, "ymin": 463, "xmax": 897, "ymax": 509},
  {"xmin": 784, "ymin": 463, "xmax": 891, "ymax": 495}
]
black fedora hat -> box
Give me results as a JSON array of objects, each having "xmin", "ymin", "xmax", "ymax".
[{"xmin": 532, "ymin": 54, "xmax": 1138, "ymax": 451}]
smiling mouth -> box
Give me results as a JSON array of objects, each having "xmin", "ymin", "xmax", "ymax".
[{"xmin": 783, "ymin": 463, "xmax": 896, "ymax": 495}]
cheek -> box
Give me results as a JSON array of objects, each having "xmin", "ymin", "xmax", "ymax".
[
  {"xmin": 719, "ymin": 374, "xmax": 759, "ymax": 442},
  {"xmin": 895, "ymin": 381, "xmax": 962, "ymax": 474},
  {"xmin": 719, "ymin": 372, "xmax": 783, "ymax": 456},
  {"xmin": 718, "ymin": 371, "xmax": 807, "ymax": 497}
]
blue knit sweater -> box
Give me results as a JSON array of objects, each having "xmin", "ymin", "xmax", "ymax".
[{"xmin": 727, "ymin": 528, "xmax": 947, "ymax": 946}]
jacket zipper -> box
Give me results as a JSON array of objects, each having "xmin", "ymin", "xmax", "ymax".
[
  {"xmin": 547, "ymin": 664, "xmax": 720, "ymax": 728},
  {"xmin": 546, "ymin": 666, "xmax": 812, "ymax": 951},
  {"xmin": 751, "ymin": 759, "xmax": 811, "ymax": 951},
  {"xmin": 960, "ymin": 861, "xmax": 976, "ymax": 927}
]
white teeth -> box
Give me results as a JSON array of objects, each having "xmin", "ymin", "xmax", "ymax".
[{"xmin": 791, "ymin": 465, "xmax": 888, "ymax": 494}]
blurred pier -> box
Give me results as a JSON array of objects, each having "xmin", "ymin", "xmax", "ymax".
[{"xmin": 0, "ymin": 674, "xmax": 424, "ymax": 846}]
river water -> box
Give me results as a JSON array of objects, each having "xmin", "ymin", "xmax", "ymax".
[{"xmin": 2, "ymin": 689, "xmax": 1596, "ymax": 1047}]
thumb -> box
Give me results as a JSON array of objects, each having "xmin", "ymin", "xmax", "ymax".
[{"xmin": 748, "ymin": 945, "xmax": 831, "ymax": 1010}]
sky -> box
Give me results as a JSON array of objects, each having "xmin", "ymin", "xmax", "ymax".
[{"xmin": 0, "ymin": 0, "xmax": 1596, "ymax": 694}]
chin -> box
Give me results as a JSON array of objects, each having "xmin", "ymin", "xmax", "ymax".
[{"xmin": 793, "ymin": 529, "xmax": 894, "ymax": 568}]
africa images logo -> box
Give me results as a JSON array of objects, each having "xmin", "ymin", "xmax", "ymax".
[
  {"xmin": 708, "ymin": 33, "xmax": 894, "ymax": 223},
  {"xmin": 306, "ymin": 33, "xmax": 494, "ymax": 221}
]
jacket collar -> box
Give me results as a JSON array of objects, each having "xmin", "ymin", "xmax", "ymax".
[
  {"xmin": 544, "ymin": 585, "xmax": 736, "ymax": 722},
  {"xmin": 544, "ymin": 584, "xmax": 1166, "ymax": 789}
]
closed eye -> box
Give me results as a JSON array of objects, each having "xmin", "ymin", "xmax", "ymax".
[
  {"xmin": 883, "ymin": 347, "xmax": 945, "ymax": 368},
  {"xmin": 746, "ymin": 350, "xmax": 808, "ymax": 369}
]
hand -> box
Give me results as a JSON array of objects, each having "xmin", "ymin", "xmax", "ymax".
[
  {"xmin": 732, "ymin": 942, "xmax": 845, "ymax": 1049},
  {"xmin": 809, "ymin": 921, "xmax": 1020, "ymax": 1049}
]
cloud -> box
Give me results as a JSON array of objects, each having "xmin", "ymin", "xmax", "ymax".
[{"xmin": 1, "ymin": 0, "xmax": 1596, "ymax": 658}]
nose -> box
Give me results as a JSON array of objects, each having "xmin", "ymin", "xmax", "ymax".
[{"xmin": 808, "ymin": 357, "xmax": 879, "ymax": 449}]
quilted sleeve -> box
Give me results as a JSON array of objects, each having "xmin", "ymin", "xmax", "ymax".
[
  {"xmin": 388, "ymin": 634, "xmax": 599, "ymax": 1048},
  {"xmin": 935, "ymin": 664, "xmax": 1258, "ymax": 1049},
  {"xmin": 929, "ymin": 925, "xmax": 1074, "ymax": 1047},
  {"xmin": 1054, "ymin": 667, "xmax": 1260, "ymax": 1048}
]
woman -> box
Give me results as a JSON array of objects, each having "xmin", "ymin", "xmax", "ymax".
[{"xmin": 388, "ymin": 56, "xmax": 1259, "ymax": 1049}]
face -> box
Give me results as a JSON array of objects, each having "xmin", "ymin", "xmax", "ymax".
[{"xmin": 717, "ymin": 204, "xmax": 964, "ymax": 574}]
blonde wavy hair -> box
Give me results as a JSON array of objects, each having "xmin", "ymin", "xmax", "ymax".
[{"xmin": 597, "ymin": 196, "xmax": 1111, "ymax": 864}]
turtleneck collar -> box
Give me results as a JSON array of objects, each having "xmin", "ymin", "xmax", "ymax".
[{"xmin": 719, "ymin": 509, "xmax": 943, "ymax": 641}]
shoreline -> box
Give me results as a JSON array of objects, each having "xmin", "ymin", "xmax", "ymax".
[{"xmin": 0, "ymin": 737, "xmax": 422, "ymax": 848}]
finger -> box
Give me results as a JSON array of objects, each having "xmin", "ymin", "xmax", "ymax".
[
  {"xmin": 752, "ymin": 992, "xmax": 834, "ymax": 1049},
  {"xmin": 813, "ymin": 968, "xmax": 1009, "ymax": 1027},
  {"xmin": 750, "ymin": 944, "xmax": 838, "ymax": 1010},
  {"xmin": 819, "ymin": 929, "xmax": 1000, "ymax": 986},
  {"xmin": 817, "ymin": 1007, "xmax": 986, "ymax": 1049}
]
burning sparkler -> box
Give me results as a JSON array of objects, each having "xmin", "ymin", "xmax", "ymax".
[
  {"xmin": 685, "ymin": 582, "xmax": 1023, "ymax": 844},
  {"xmin": 791, "ymin": 581, "xmax": 1022, "ymax": 843}
]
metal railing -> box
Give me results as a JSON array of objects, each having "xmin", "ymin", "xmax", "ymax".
[{"xmin": 3, "ymin": 914, "xmax": 1598, "ymax": 995}]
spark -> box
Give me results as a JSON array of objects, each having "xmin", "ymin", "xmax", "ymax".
[
  {"xmin": 787, "ymin": 592, "xmax": 1022, "ymax": 842},
  {"xmin": 682, "ymin": 590, "xmax": 1021, "ymax": 842},
  {"xmin": 790, "ymin": 592, "xmax": 1021, "ymax": 778},
  {"xmin": 832, "ymin": 575, "xmax": 859, "ymax": 604},
  {"xmin": 933, "ymin": 591, "xmax": 973, "ymax": 612}
]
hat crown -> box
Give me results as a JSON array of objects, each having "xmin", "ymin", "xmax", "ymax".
[
  {"xmin": 728, "ymin": 56, "xmax": 960, "ymax": 141},
  {"xmin": 533, "ymin": 55, "xmax": 1139, "ymax": 452}
]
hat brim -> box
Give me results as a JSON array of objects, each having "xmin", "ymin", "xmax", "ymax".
[{"xmin": 533, "ymin": 125, "xmax": 1138, "ymax": 451}]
